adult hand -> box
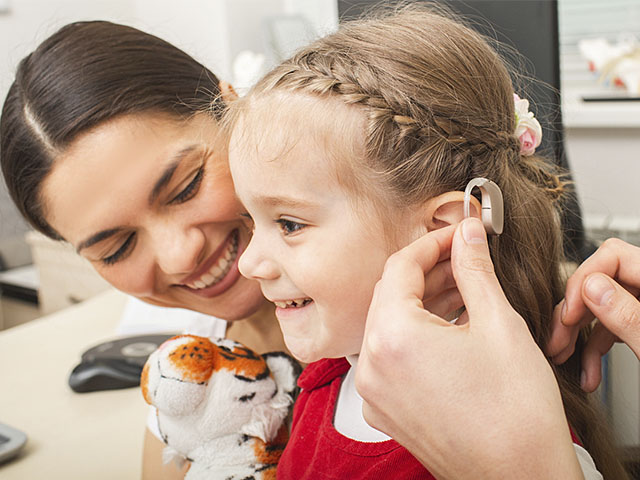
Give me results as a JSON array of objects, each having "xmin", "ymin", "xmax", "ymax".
[
  {"xmin": 355, "ymin": 218, "xmax": 582, "ymax": 480},
  {"xmin": 547, "ymin": 238, "xmax": 640, "ymax": 392}
]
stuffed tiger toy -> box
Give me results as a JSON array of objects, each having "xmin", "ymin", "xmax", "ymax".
[{"xmin": 141, "ymin": 334, "xmax": 301, "ymax": 480}]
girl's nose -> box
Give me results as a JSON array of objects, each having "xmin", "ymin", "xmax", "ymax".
[
  {"xmin": 153, "ymin": 224, "xmax": 205, "ymax": 276},
  {"xmin": 238, "ymin": 232, "xmax": 279, "ymax": 281}
]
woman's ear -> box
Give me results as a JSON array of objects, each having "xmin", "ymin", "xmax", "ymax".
[
  {"xmin": 423, "ymin": 191, "xmax": 481, "ymax": 231},
  {"xmin": 219, "ymin": 80, "xmax": 239, "ymax": 103}
]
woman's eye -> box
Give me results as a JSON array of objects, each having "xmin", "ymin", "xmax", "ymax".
[
  {"xmin": 276, "ymin": 219, "xmax": 306, "ymax": 236},
  {"xmin": 102, "ymin": 233, "xmax": 136, "ymax": 266},
  {"xmin": 169, "ymin": 167, "xmax": 204, "ymax": 205}
]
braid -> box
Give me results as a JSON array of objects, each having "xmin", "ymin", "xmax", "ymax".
[
  {"xmin": 264, "ymin": 53, "xmax": 566, "ymax": 210},
  {"xmin": 517, "ymin": 155, "xmax": 568, "ymax": 202}
]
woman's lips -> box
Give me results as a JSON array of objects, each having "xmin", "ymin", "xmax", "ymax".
[{"xmin": 177, "ymin": 230, "xmax": 243, "ymax": 298}]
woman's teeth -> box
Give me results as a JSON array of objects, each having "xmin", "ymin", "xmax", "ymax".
[
  {"xmin": 187, "ymin": 234, "xmax": 238, "ymax": 290},
  {"xmin": 273, "ymin": 298, "xmax": 313, "ymax": 309}
]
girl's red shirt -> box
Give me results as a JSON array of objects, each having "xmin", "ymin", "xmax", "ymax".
[{"xmin": 277, "ymin": 357, "xmax": 434, "ymax": 479}]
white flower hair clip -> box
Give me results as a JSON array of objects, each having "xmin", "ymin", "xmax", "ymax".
[{"xmin": 513, "ymin": 94, "xmax": 542, "ymax": 156}]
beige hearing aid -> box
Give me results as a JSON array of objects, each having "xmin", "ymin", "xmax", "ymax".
[{"xmin": 463, "ymin": 178, "xmax": 504, "ymax": 235}]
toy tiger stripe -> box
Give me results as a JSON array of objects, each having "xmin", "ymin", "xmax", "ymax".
[{"xmin": 141, "ymin": 335, "xmax": 300, "ymax": 480}]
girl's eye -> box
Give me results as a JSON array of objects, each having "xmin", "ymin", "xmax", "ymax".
[
  {"xmin": 102, "ymin": 232, "xmax": 136, "ymax": 266},
  {"xmin": 169, "ymin": 167, "xmax": 204, "ymax": 205},
  {"xmin": 276, "ymin": 219, "xmax": 306, "ymax": 236}
]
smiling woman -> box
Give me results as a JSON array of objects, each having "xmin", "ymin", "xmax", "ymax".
[
  {"xmin": 38, "ymin": 112, "xmax": 258, "ymax": 320},
  {"xmin": 0, "ymin": 20, "xmax": 286, "ymax": 480}
]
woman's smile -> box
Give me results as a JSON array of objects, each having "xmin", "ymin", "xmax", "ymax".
[
  {"xmin": 177, "ymin": 229, "xmax": 243, "ymax": 298},
  {"xmin": 41, "ymin": 112, "xmax": 267, "ymax": 320}
]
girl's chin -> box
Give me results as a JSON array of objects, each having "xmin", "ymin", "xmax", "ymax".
[{"xmin": 284, "ymin": 340, "xmax": 322, "ymax": 365}]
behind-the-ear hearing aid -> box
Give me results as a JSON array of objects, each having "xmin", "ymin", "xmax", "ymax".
[{"xmin": 463, "ymin": 178, "xmax": 504, "ymax": 235}]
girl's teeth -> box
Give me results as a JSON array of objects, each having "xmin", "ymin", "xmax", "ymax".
[
  {"xmin": 275, "ymin": 298, "xmax": 312, "ymax": 308},
  {"xmin": 200, "ymin": 273, "xmax": 215, "ymax": 284},
  {"xmin": 194, "ymin": 280, "xmax": 207, "ymax": 289}
]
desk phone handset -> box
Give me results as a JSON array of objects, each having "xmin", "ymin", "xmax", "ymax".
[
  {"xmin": 68, "ymin": 334, "xmax": 176, "ymax": 393},
  {"xmin": 0, "ymin": 422, "xmax": 27, "ymax": 464}
]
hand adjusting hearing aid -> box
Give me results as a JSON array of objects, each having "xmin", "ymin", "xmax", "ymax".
[{"xmin": 463, "ymin": 178, "xmax": 504, "ymax": 235}]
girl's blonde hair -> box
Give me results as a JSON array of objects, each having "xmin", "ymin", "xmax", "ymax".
[{"xmin": 233, "ymin": 5, "xmax": 627, "ymax": 478}]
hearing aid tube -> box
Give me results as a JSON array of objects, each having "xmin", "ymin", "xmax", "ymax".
[{"xmin": 463, "ymin": 178, "xmax": 504, "ymax": 235}]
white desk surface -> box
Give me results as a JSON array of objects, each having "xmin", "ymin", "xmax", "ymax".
[{"xmin": 0, "ymin": 289, "xmax": 148, "ymax": 480}]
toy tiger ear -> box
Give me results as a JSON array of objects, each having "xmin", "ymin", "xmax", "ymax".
[
  {"xmin": 240, "ymin": 353, "xmax": 302, "ymax": 442},
  {"xmin": 263, "ymin": 352, "xmax": 302, "ymax": 400}
]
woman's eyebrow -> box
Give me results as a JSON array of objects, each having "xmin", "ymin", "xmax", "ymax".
[
  {"xmin": 76, "ymin": 227, "xmax": 123, "ymax": 253},
  {"xmin": 148, "ymin": 144, "xmax": 199, "ymax": 205}
]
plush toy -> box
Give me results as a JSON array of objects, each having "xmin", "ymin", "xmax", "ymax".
[{"xmin": 141, "ymin": 334, "xmax": 301, "ymax": 480}]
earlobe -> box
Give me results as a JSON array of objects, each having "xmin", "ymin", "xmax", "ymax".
[
  {"xmin": 219, "ymin": 81, "xmax": 239, "ymax": 103},
  {"xmin": 424, "ymin": 191, "xmax": 481, "ymax": 231}
]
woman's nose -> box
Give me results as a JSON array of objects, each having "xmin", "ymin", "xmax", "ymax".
[
  {"xmin": 153, "ymin": 224, "xmax": 205, "ymax": 275},
  {"xmin": 238, "ymin": 231, "xmax": 279, "ymax": 281}
]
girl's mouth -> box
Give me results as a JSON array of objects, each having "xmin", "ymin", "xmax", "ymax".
[{"xmin": 273, "ymin": 298, "xmax": 313, "ymax": 309}]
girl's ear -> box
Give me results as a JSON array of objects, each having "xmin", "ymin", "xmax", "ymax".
[
  {"xmin": 219, "ymin": 80, "xmax": 239, "ymax": 103},
  {"xmin": 423, "ymin": 191, "xmax": 481, "ymax": 231}
]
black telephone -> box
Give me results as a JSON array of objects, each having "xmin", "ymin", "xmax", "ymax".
[{"xmin": 69, "ymin": 334, "xmax": 175, "ymax": 393}]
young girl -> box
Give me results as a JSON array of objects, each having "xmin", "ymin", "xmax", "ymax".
[{"xmin": 227, "ymin": 6, "xmax": 627, "ymax": 480}]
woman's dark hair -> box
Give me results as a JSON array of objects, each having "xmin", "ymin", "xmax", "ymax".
[{"xmin": 0, "ymin": 21, "xmax": 223, "ymax": 239}]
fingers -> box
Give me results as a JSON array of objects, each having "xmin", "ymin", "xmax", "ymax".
[
  {"xmin": 549, "ymin": 318, "xmax": 581, "ymax": 365},
  {"xmin": 562, "ymin": 239, "xmax": 640, "ymax": 328},
  {"xmin": 547, "ymin": 301, "xmax": 594, "ymax": 359},
  {"xmin": 362, "ymin": 226, "xmax": 458, "ymax": 364},
  {"xmin": 423, "ymin": 287, "xmax": 463, "ymax": 319},
  {"xmin": 450, "ymin": 218, "xmax": 510, "ymax": 322},
  {"xmin": 377, "ymin": 225, "xmax": 456, "ymax": 303},
  {"xmin": 581, "ymin": 272, "xmax": 640, "ymax": 359},
  {"xmin": 580, "ymin": 321, "xmax": 618, "ymax": 393},
  {"xmin": 422, "ymin": 260, "xmax": 455, "ymax": 301}
]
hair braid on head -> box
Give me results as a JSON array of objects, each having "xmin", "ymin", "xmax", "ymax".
[{"xmin": 517, "ymin": 154, "xmax": 568, "ymax": 203}]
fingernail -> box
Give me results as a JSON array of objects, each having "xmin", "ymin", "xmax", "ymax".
[
  {"xmin": 580, "ymin": 370, "xmax": 587, "ymax": 389},
  {"xmin": 560, "ymin": 300, "xmax": 568, "ymax": 325},
  {"xmin": 584, "ymin": 274, "xmax": 615, "ymax": 306},
  {"xmin": 462, "ymin": 218, "xmax": 485, "ymax": 245}
]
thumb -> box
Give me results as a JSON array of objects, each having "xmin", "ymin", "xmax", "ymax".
[
  {"xmin": 582, "ymin": 272, "xmax": 640, "ymax": 359},
  {"xmin": 451, "ymin": 218, "xmax": 510, "ymax": 322}
]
